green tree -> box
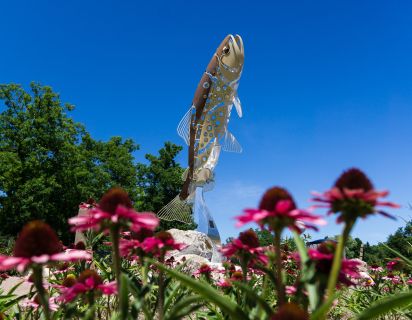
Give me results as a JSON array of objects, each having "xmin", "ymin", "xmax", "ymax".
[
  {"xmin": 0, "ymin": 83, "xmax": 140, "ymax": 241},
  {"xmin": 344, "ymin": 236, "xmax": 363, "ymax": 259},
  {"xmin": 385, "ymin": 221, "xmax": 412, "ymax": 258},
  {"xmin": 363, "ymin": 242, "xmax": 385, "ymax": 265},
  {"xmin": 362, "ymin": 220, "xmax": 412, "ymax": 267},
  {"xmin": 253, "ymin": 228, "xmax": 273, "ymax": 247},
  {"xmin": 136, "ymin": 142, "xmax": 196, "ymax": 231}
]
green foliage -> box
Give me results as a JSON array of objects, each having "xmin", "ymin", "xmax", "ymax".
[
  {"xmin": 252, "ymin": 228, "xmax": 273, "ymax": 247},
  {"xmin": 357, "ymin": 291, "xmax": 412, "ymax": 320},
  {"xmin": 385, "ymin": 221, "xmax": 412, "ymax": 258},
  {"xmin": 362, "ymin": 221, "xmax": 412, "ymax": 267},
  {"xmin": 155, "ymin": 262, "xmax": 250, "ymax": 320},
  {"xmin": 0, "ymin": 83, "xmax": 137, "ymax": 242},
  {"xmin": 345, "ymin": 236, "xmax": 363, "ymax": 259},
  {"xmin": 136, "ymin": 142, "xmax": 196, "ymax": 231},
  {"xmin": 0, "ymin": 83, "xmax": 195, "ymax": 241}
]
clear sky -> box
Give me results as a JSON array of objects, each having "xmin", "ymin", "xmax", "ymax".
[{"xmin": 1, "ymin": 1, "xmax": 411, "ymax": 244}]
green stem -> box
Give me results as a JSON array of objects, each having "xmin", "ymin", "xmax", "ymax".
[
  {"xmin": 110, "ymin": 226, "xmax": 125, "ymax": 319},
  {"xmin": 240, "ymin": 256, "xmax": 248, "ymax": 283},
  {"xmin": 107, "ymin": 295, "xmax": 111, "ymax": 319},
  {"xmin": 32, "ymin": 265, "xmax": 51, "ymax": 320},
  {"xmin": 326, "ymin": 221, "xmax": 354, "ymax": 297},
  {"xmin": 110, "ymin": 227, "xmax": 121, "ymax": 282},
  {"xmin": 157, "ymin": 255, "xmax": 165, "ymax": 320},
  {"xmin": 141, "ymin": 258, "xmax": 148, "ymax": 286},
  {"xmin": 274, "ymin": 230, "xmax": 285, "ymax": 306}
]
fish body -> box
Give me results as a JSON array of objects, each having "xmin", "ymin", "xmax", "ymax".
[
  {"xmin": 180, "ymin": 34, "xmax": 244, "ymax": 199},
  {"xmin": 158, "ymin": 34, "xmax": 244, "ymax": 238}
]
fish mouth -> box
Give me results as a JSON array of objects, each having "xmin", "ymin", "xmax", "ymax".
[
  {"xmin": 233, "ymin": 34, "xmax": 243, "ymax": 54},
  {"xmin": 219, "ymin": 34, "xmax": 244, "ymax": 76}
]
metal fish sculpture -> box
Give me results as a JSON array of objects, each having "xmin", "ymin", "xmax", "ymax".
[{"xmin": 158, "ymin": 34, "xmax": 244, "ymax": 244}]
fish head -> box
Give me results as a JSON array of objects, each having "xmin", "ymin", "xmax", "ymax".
[{"xmin": 216, "ymin": 34, "xmax": 244, "ymax": 82}]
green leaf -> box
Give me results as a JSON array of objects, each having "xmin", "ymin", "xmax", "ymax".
[
  {"xmin": 293, "ymin": 231, "xmax": 319, "ymax": 310},
  {"xmin": 164, "ymin": 282, "xmax": 182, "ymax": 312},
  {"xmin": 152, "ymin": 261, "xmax": 249, "ymax": 320},
  {"xmin": 357, "ymin": 291, "xmax": 412, "ymax": 320},
  {"xmin": 310, "ymin": 292, "xmax": 339, "ymax": 320},
  {"xmin": 119, "ymin": 273, "xmax": 130, "ymax": 320},
  {"xmin": 253, "ymin": 264, "xmax": 277, "ymax": 286},
  {"xmin": 81, "ymin": 305, "xmax": 96, "ymax": 320},
  {"xmin": 93, "ymin": 258, "xmax": 112, "ymax": 281},
  {"xmin": 165, "ymin": 294, "xmax": 205, "ymax": 320},
  {"xmin": 231, "ymin": 281, "xmax": 273, "ymax": 317}
]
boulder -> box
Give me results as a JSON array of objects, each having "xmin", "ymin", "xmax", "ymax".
[
  {"xmin": 0, "ymin": 276, "xmax": 33, "ymax": 296},
  {"xmin": 173, "ymin": 254, "xmax": 210, "ymax": 275},
  {"xmin": 167, "ymin": 229, "xmax": 222, "ymax": 262}
]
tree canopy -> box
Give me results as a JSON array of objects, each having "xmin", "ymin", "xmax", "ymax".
[
  {"xmin": 136, "ymin": 142, "xmax": 197, "ymax": 230},
  {"xmin": 0, "ymin": 82, "xmax": 193, "ymax": 242}
]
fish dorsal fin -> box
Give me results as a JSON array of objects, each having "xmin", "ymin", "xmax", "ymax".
[
  {"xmin": 221, "ymin": 131, "xmax": 242, "ymax": 153},
  {"xmin": 233, "ymin": 95, "xmax": 242, "ymax": 118},
  {"xmin": 177, "ymin": 106, "xmax": 194, "ymax": 145}
]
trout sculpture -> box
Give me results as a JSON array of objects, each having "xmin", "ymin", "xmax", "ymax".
[{"xmin": 158, "ymin": 34, "xmax": 244, "ymax": 244}]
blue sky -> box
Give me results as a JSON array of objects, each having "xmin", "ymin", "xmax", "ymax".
[{"xmin": 1, "ymin": 1, "xmax": 412, "ymax": 244}]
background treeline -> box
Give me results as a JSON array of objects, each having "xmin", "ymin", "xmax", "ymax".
[
  {"xmin": 230, "ymin": 220, "xmax": 412, "ymax": 267},
  {"xmin": 0, "ymin": 83, "xmax": 195, "ymax": 243},
  {"xmin": 1, "ymin": 83, "xmax": 410, "ymax": 266}
]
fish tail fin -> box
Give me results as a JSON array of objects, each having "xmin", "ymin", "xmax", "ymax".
[{"xmin": 157, "ymin": 195, "xmax": 193, "ymax": 224}]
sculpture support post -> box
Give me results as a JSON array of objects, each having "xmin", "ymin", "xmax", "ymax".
[{"xmin": 194, "ymin": 186, "xmax": 220, "ymax": 245}]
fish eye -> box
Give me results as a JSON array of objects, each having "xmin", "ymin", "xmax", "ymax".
[{"xmin": 222, "ymin": 46, "xmax": 230, "ymax": 55}]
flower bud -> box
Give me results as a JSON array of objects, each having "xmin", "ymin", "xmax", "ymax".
[
  {"xmin": 99, "ymin": 188, "xmax": 132, "ymax": 214},
  {"xmin": 14, "ymin": 221, "xmax": 62, "ymax": 258}
]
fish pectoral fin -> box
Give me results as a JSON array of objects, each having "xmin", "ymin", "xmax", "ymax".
[
  {"xmin": 177, "ymin": 106, "xmax": 194, "ymax": 145},
  {"xmin": 221, "ymin": 130, "xmax": 243, "ymax": 153},
  {"xmin": 233, "ymin": 95, "xmax": 242, "ymax": 118}
]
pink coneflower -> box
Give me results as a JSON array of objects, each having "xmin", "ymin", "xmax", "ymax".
[
  {"xmin": 119, "ymin": 228, "xmax": 156, "ymax": 257},
  {"xmin": 285, "ymin": 285, "xmax": 297, "ymax": 295},
  {"xmin": 58, "ymin": 269, "xmax": 116, "ymax": 302},
  {"xmin": 21, "ymin": 295, "xmax": 59, "ymax": 311},
  {"xmin": 406, "ymin": 278, "xmax": 412, "ymax": 285},
  {"xmin": 312, "ymin": 168, "xmax": 399, "ymax": 224},
  {"xmin": 0, "ymin": 221, "xmax": 91, "ymax": 272},
  {"xmin": 369, "ymin": 265, "xmax": 384, "ymax": 273},
  {"xmin": 229, "ymin": 271, "xmax": 244, "ymax": 282},
  {"xmin": 236, "ymin": 187, "xmax": 326, "ymax": 233},
  {"xmin": 69, "ymin": 188, "xmax": 159, "ymax": 233},
  {"xmin": 216, "ymin": 278, "xmax": 232, "ymax": 288},
  {"xmin": 386, "ymin": 258, "xmax": 404, "ymax": 271},
  {"xmin": 221, "ymin": 230, "xmax": 268, "ymax": 265},
  {"xmin": 119, "ymin": 238, "xmax": 141, "ymax": 257},
  {"xmin": 140, "ymin": 231, "xmax": 186, "ymax": 258},
  {"xmin": 194, "ymin": 263, "xmax": 213, "ymax": 278},
  {"xmin": 61, "ymin": 274, "xmax": 77, "ymax": 288},
  {"xmin": 51, "ymin": 273, "xmax": 78, "ymax": 291},
  {"xmin": 383, "ymin": 273, "xmax": 402, "ymax": 285},
  {"xmin": 79, "ymin": 198, "xmax": 97, "ymax": 210},
  {"xmin": 305, "ymin": 241, "xmax": 362, "ymax": 286},
  {"xmin": 0, "ymin": 273, "xmax": 9, "ymax": 280},
  {"xmin": 363, "ymin": 278, "xmax": 375, "ymax": 287}
]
